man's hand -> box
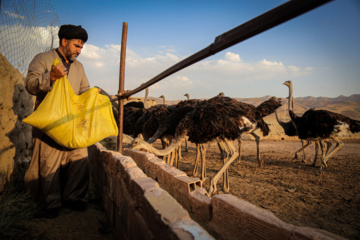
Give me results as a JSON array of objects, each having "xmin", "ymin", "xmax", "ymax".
[{"xmin": 50, "ymin": 63, "xmax": 68, "ymax": 84}]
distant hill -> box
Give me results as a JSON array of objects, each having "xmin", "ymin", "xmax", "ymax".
[
  {"xmin": 150, "ymin": 94, "xmax": 360, "ymax": 120},
  {"xmin": 236, "ymin": 94, "xmax": 360, "ymax": 120}
]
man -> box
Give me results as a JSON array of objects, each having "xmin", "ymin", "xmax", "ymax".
[{"xmin": 24, "ymin": 24, "xmax": 90, "ymax": 218}]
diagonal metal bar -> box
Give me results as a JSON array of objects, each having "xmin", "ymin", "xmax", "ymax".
[{"xmin": 114, "ymin": 0, "xmax": 332, "ymax": 100}]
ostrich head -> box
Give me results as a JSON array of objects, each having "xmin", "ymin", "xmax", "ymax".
[
  {"xmin": 130, "ymin": 138, "xmax": 146, "ymax": 150},
  {"xmin": 283, "ymin": 80, "xmax": 292, "ymax": 87},
  {"xmin": 184, "ymin": 93, "xmax": 190, "ymax": 100}
]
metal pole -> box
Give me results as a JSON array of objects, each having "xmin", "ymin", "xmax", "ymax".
[
  {"xmin": 112, "ymin": 0, "xmax": 332, "ymax": 101},
  {"xmin": 117, "ymin": 22, "xmax": 128, "ymax": 153}
]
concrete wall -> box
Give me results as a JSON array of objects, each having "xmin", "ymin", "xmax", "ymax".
[{"xmin": 88, "ymin": 143, "xmax": 345, "ymax": 240}]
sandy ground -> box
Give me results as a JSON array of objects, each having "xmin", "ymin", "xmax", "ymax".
[{"xmin": 176, "ymin": 139, "xmax": 360, "ymax": 240}]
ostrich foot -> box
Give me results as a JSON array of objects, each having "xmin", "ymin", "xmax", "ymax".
[
  {"xmin": 223, "ymin": 186, "xmax": 230, "ymax": 194},
  {"xmin": 232, "ymin": 159, "xmax": 240, "ymax": 165},
  {"xmin": 200, "ymin": 177, "xmax": 209, "ymax": 184},
  {"xmin": 207, "ymin": 182, "xmax": 217, "ymax": 197},
  {"xmin": 258, "ymin": 158, "xmax": 264, "ymax": 167},
  {"xmin": 307, "ymin": 162, "xmax": 316, "ymax": 167},
  {"xmin": 320, "ymin": 163, "xmax": 327, "ymax": 173}
]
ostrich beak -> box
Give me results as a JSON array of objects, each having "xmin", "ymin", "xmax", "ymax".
[{"xmin": 283, "ymin": 80, "xmax": 291, "ymax": 86}]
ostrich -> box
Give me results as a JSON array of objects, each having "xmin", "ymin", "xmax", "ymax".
[
  {"xmin": 122, "ymin": 88, "xmax": 149, "ymax": 137},
  {"xmin": 285, "ymin": 82, "xmax": 360, "ymax": 171},
  {"xmin": 275, "ymin": 81, "xmax": 331, "ymax": 163},
  {"xmin": 159, "ymin": 95, "xmax": 166, "ymax": 105},
  {"xmin": 123, "ymin": 107, "xmax": 146, "ymax": 136},
  {"xmin": 131, "ymin": 101, "xmax": 178, "ymax": 164},
  {"xmin": 147, "ymin": 98, "xmax": 202, "ymax": 168},
  {"xmin": 214, "ymin": 91, "xmax": 273, "ymax": 164},
  {"xmin": 131, "ymin": 95, "xmax": 282, "ymax": 196},
  {"xmin": 132, "ymin": 104, "xmax": 175, "ymax": 140}
]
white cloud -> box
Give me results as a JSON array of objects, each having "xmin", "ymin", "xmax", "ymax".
[
  {"xmin": 4, "ymin": 11, "xmax": 25, "ymax": 19},
  {"xmin": 225, "ymin": 52, "xmax": 241, "ymax": 62},
  {"xmin": 77, "ymin": 44, "xmax": 315, "ymax": 99},
  {"xmin": 0, "ymin": 24, "xmax": 59, "ymax": 75}
]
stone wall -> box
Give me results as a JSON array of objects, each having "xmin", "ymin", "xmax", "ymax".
[{"xmin": 88, "ymin": 143, "xmax": 345, "ymax": 240}]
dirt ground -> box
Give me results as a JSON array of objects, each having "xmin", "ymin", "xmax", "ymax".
[
  {"xmin": 20, "ymin": 138, "xmax": 359, "ymax": 240},
  {"xmin": 175, "ymin": 139, "xmax": 360, "ymax": 240},
  {"xmin": 21, "ymin": 177, "xmax": 112, "ymax": 240}
]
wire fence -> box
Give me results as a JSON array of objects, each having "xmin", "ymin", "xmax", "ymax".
[{"xmin": 0, "ymin": 0, "xmax": 60, "ymax": 76}]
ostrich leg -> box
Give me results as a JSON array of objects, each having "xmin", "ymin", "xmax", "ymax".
[
  {"xmin": 217, "ymin": 141, "xmax": 226, "ymax": 159},
  {"xmin": 238, "ymin": 138, "xmax": 242, "ymax": 162},
  {"xmin": 174, "ymin": 145, "xmax": 182, "ymax": 169},
  {"xmin": 293, "ymin": 140, "xmax": 312, "ymax": 162},
  {"xmin": 192, "ymin": 144, "xmax": 201, "ymax": 177},
  {"xmin": 310, "ymin": 141, "xmax": 320, "ymax": 166},
  {"xmin": 222, "ymin": 140, "xmax": 237, "ymax": 193},
  {"xmin": 232, "ymin": 138, "xmax": 242, "ymax": 164},
  {"xmin": 199, "ymin": 144, "xmax": 207, "ymax": 181},
  {"xmin": 168, "ymin": 151, "xmax": 174, "ymax": 166},
  {"xmin": 250, "ymin": 132, "xmax": 263, "ymax": 167},
  {"xmin": 207, "ymin": 139, "xmax": 239, "ymax": 197},
  {"xmin": 324, "ymin": 141, "xmax": 332, "ymax": 155},
  {"xmin": 184, "ymin": 137, "xmax": 189, "ymax": 152},
  {"xmin": 320, "ymin": 137, "xmax": 343, "ymax": 172},
  {"xmin": 311, "ymin": 140, "xmax": 332, "ymax": 167}
]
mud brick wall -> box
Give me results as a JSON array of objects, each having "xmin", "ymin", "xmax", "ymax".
[
  {"xmin": 88, "ymin": 143, "xmax": 345, "ymax": 240},
  {"xmin": 88, "ymin": 143, "xmax": 214, "ymax": 240}
]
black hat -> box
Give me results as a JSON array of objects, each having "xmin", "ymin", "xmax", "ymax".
[{"xmin": 58, "ymin": 24, "xmax": 88, "ymax": 42}]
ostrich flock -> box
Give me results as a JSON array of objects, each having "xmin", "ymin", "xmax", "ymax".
[{"xmin": 100, "ymin": 81, "xmax": 360, "ymax": 197}]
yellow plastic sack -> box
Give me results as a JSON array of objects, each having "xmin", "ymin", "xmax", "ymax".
[{"xmin": 23, "ymin": 58, "xmax": 118, "ymax": 149}]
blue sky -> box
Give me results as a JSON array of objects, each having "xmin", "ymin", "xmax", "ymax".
[{"xmin": 52, "ymin": 0, "xmax": 360, "ymax": 100}]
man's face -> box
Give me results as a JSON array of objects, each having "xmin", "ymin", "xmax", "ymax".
[{"xmin": 63, "ymin": 39, "xmax": 84, "ymax": 62}]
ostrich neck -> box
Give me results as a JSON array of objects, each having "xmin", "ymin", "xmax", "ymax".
[
  {"xmin": 274, "ymin": 110, "xmax": 285, "ymax": 125},
  {"xmin": 144, "ymin": 88, "xmax": 149, "ymax": 108},
  {"xmin": 123, "ymin": 134, "xmax": 134, "ymax": 144},
  {"xmin": 288, "ymin": 84, "xmax": 294, "ymax": 111},
  {"xmin": 134, "ymin": 139, "xmax": 181, "ymax": 156},
  {"xmin": 147, "ymin": 129, "xmax": 164, "ymax": 144}
]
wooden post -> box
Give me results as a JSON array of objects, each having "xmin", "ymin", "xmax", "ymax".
[{"xmin": 117, "ymin": 22, "xmax": 128, "ymax": 153}]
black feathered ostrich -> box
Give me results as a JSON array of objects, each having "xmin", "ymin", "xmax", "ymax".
[
  {"xmin": 131, "ymin": 95, "xmax": 282, "ymax": 196},
  {"xmin": 275, "ymin": 80, "xmax": 332, "ymax": 163},
  {"xmin": 232, "ymin": 96, "xmax": 284, "ymax": 166},
  {"xmin": 285, "ymin": 81, "xmax": 360, "ymax": 171},
  {"xmin": 146, "ymin": 98, "xmax": 201, "ymax": 168},
  {"xmin": 132, "ymin": 103, "xmax": 176, "ymax": 141}
]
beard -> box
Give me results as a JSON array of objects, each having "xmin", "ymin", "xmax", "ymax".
[{"xmin": 64, "ymin": 47, "xmax": 78, "ymax": 62}]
